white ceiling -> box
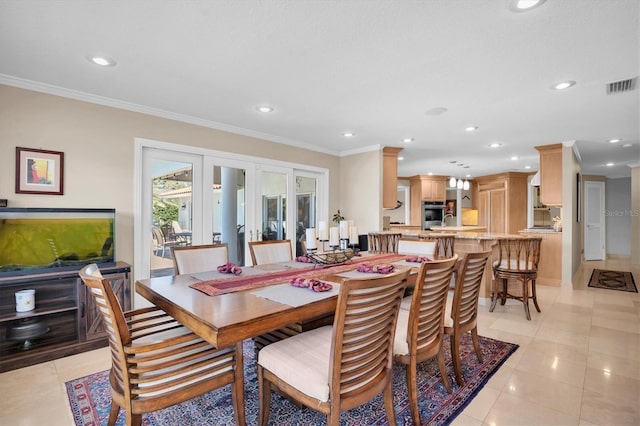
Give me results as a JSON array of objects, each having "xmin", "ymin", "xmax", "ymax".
[{"xmin": 1, "ymin": 0, "xmax": 638, "ymax": 179}]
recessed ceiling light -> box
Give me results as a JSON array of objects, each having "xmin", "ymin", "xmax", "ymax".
[
  {"xmin": 508, "ymin": 0, "xmax": 547, "ymax": 12},
  {"xmin": 608, "ymin": 138, "xmax": 621, "ymax": 143},
  {"xmin": 551, "ymin": 81, "xmax": 576, "ymax": 90},
  {"xmin": 449, "ymin": 160, "xmax": 457, "ymax": 163},
  {"xmin": 623, "ymin": 143, "xmax": 632, "ymax": 147},
  {"xmin": 427, "ymin": 172, "xmax": 434, "ymax": 176},
  {"xmin": 465, "ymin": 126, "xmax": 478, "ymax": 132},
  {"xmin": 524, "ymin": 165, "xmax": 532, "ymax": 169},
  {"xmin": 511, "ymin": 156, "xmax": 519, "ymax": 161},
  {"xmin": 489, "ymin": 143, "xmax": 502, "ymax": 148},
  {"xmin": 256, "ymin": 105, "xmax": 274, "ymax": 113},
  {"xmin": 342, "ymin": 131, "xmax": 356, "ymax": 137},
  {"xmin": 398, "ymin": 156, "xmax": 404, "ymax": 161},
  {"xmin": 402, "ymin": 138, "xmax": 414, "ymax": 143},
  {"xmin": 424, "ymin": 107, "xmax": 448, "ymax": 115},
  {"xmin": 605, "ymin": 162, "xmax": 615, "ymax": 167},
  {"xmin": 88, "ymin": 55, "xmax": 116, "ymax": 67},
  {"xmin": 465, "ymin": 174, "xmax": 472, "ymax": 178}
]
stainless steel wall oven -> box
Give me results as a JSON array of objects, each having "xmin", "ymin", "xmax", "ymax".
[{"xmin": 422, "ymin": 201, "xmax": 445, "ymax": 230}]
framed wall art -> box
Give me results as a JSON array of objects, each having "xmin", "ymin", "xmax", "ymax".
[{"xmin": 15, "ymin": 147, "xmax": 65, "ymax": 195}]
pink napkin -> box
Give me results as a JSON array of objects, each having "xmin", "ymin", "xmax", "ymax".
[
  {"xmin": 217, "ymin": 262, "xmax": 242, "ymax": 275},
  {"xmin": 295, "ymin": 255, "xmax": 314, "ymax": 263},
  {"xmin": 289, "ymin": 277, "xmax": 333, "ymax": 292},
  {"xmin": 405, "ymin": 256, "xmax": 432, "ymax": 263},
  {"xmin": 356, "ymin": 263, "xmax": 395, "ymax": 274}
]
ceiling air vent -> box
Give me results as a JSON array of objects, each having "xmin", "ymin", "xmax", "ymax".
[{"xmin": 606, "ymin": 77, "xmax": 637, "ymax": 94}]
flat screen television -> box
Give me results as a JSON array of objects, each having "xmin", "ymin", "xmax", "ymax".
[{"xmin": 0, "ymin": 208, "xmax": 115, "ymax": 277}]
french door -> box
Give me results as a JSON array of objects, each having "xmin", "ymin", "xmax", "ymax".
[{"xmin": 136, "ymin": 141, "xmax": 326, "ymax": 283}]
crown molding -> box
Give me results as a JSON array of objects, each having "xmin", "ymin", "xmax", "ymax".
[{"xmin": 0, "ymin": 74, "xmax": 342, "ymax": 157}]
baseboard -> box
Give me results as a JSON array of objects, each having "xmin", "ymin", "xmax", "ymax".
[{"xmin": 607, "ymin": 254, "xmax": 631, "ymax": 261}]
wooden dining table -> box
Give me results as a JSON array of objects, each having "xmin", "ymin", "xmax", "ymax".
[{"xmin": 135, "ymin": 253, "xmax": 416, "ymax": 349}]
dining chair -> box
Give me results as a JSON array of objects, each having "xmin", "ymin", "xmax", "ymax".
[
  {"xmin": 78, "ymin": 264, "xmax": 246, "ymax": 426},
  {"xmin": 257, "ymin": 269, "xmax": 410, "ymax": 426},
  {"xmin": 248, "ymin": 239, "xmax": 293, "ymax": 265},
  {"xmin": 394, "ymin": 255, "xmax": 458, "ymax": 425},
  {"xmin": 444, "ymin": 250, "xmax": 491, "ymax": 385},
  {"xmin": 490, "ymin": 237, "xmax": 542, "ymax": 320},
  {"xmin": 151, "ymin": 227, "xmax": 176, "ymax": 258},
  {"xmin": 397, "ymin": 237, "xmax": 437, "ymax": 256},
  {"xmin": 418, "ymin": 234, "xmax": 455, "ymax": 258},
  {"xmin": 171, "ymin": 243, "xmax": 229, "ymax": 274}
]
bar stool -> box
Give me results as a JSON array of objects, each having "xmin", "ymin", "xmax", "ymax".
[
  {"xmin": 490, "ymin": 237, "xmax": 542, "ymax": 320},
  {"xmin": 367, "ymin": 231, "xmax": 401, "ymax": 253}
]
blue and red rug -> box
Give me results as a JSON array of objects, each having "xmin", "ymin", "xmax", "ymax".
[{"xmin": 66, "ymin": 334, "xmax": 517, "ymax": 425}]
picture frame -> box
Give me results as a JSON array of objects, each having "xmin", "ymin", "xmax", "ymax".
[{"xmin": 15, "ymin": 147, "xmax": 65, "ymax": 195}]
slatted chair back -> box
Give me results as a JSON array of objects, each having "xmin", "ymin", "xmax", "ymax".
[
  {"xmin": 257, "ymin": 269, "xmax": 410, "ymax": 426},
  {"xmin": 172, "ymin": 243, "xmax": 229, "ymax": 274},
  {"xmin": 393, "ymin": 255, "xmax": 458, "ymax": 424},
  {"xmin": 79, "ymin": 264, "xmax": 246, "ymax": 426},
  {"xmin": 418, "ymin": 234, "xmax": 455, "ymax": 258},
  {"xmin": 445, "ymin": 250, "xmax": 491, "ymax": 385},
  {"xmin": 249, "ymin": 240, "xmax": 293, "ymax": 265},
  {"xmin": 494, "ymin": 237, "xmax": 541, "ymax": 273},
  {"xmin": 397, "ymin": 238, "xmax": 436, "ymax": 256}
]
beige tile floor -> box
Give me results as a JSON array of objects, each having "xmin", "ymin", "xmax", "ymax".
[{"xmin": 1, "ymin": 259, "xmax": 638, "ymax": 425}]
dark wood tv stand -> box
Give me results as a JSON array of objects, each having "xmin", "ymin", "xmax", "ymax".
[{"xmin": 0, "ymin": 262, "xmax": 131, "ymax": 372}]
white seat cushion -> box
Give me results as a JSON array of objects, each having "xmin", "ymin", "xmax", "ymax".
[
  {"xmin": 400, "ymin": 295, "xmax": 412, "ymax": 311},
  {"xmin": 493, "ymin": 259, "xmax": 534, "ymax": 271},
  {"xmin": 258, "ymin": 325, "xmax": 332, "ymax": 401},
  {"xmin": 397, "ymin": 240, "xmax": 436, "ymax": 256},
  {"xmin": 443, "ymin": 296, "xmax": 453, "ymax": 328},
  {"xmin": 393, "ymin": 308, "xmax": 410, "ymax": 355}
]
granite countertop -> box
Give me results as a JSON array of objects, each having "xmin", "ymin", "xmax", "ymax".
[
  {"xmin": 429, "ymin": 226, "xmax": 487, "ymax": 232},
  {"xmin": 519, "ymin": 228, "xmax": 562, "ymax": 233}
]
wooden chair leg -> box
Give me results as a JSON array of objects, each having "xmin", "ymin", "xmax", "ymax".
[
  {"xmin": 522, "ymin": 279, "xmax": 531, "ymax": 320},
  {"xmin": 531, "ymin": 279, "xmax": 541, "ymax": 312},
  {"xmin": 405, "ymin": 362, "xmax": 421, "ymax": 426},
  {"xmin": 500, "ymin": 279, "xmax": 507, "ymax": 305},
  {"xmin": 107, "ymin": 402, "xmax": 120, "ymax": 426},
  {"xmin": 471, "ymin": 327, "xmax": 483, "ymax": 363},
  {"xmin": 436, "ymin": 348, "xmax": 452, "ymax": 392},
  {"xmin": 257, "ymin": 366, "xmax": 271, "ymax": 426},
  {"xmin": 129, "ymin": 413, "xmax": 142, "ymax": 426},
  {"xmin": 382, "ymin": 379, "xmax": 397, "ymax": 426},
  {"xmin": 450, "ymin": 331, "xmax": 464, "ymax": 386}
]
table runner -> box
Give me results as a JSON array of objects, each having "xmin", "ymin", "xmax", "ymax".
[{"xmin": 189, "ymin": 253, "xmax": 405, "ymax": 296}]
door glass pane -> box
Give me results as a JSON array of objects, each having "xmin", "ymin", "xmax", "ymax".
[
  {"xmin": 261, "ymin": 172, "xmax": 287, "ymax": 242},
  {"xmin": 150, "ymin": 160, "xmax": 192, "ymax": 277},
  {"xmin": 213, "ymin": 165, "xmax": 246, "ymax": 265},
  {"xmin": 295, "ymin": 176, "xmax": 317, "ymax": 256}
]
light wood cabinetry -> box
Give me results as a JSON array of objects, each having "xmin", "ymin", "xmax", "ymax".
[
  {"xmin": 475, "ymin": 172, "xmax": 528, "ymax": 234},
  {"xmin": 409, "ymin": 175, "xmax": 448, "ymax": 225},
  {"xmin": 382, "ymin": 147, "xmax": 403, "ymax": 209},
  {"xmin": 535, "ymin": 143, "xmax": 563, "ymax": 206},
  {"xmin": 520, "ymin": 231, "xmax": 562, "ymax": 285}
]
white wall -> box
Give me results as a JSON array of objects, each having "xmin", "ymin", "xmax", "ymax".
[
  {"xmin": 0, "ymin": 85, "xmax": 342, "ymax": 267},
  {"xmin": 339, "ymin": 150, "xmax": 381, "ymax": 234}
]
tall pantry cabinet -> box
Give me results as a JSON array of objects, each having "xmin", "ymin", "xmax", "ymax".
[{"xmin": 474, "ymin": 172, "xmax": 528, "ymax": 234}]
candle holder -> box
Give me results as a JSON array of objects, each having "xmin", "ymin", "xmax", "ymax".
[{"xmin": 305, "ymin": 247, "xmax": 358, "ymax": 265}]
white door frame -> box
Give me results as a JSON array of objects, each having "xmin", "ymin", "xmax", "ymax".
[{"xmin": 584, "ymin": 180, "xmax": 605, "ymax": 261}]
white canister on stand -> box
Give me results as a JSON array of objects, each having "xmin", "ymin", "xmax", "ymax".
[{"xmin": 15, "ymin": 289, "xmax": 36, "ymax": 312}]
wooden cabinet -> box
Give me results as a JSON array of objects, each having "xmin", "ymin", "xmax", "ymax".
[
  {"xmin": 535, "ymin": 143, "xmax": 563, "ymax": 206},
  {"xmin": 0, "ymin": 262, "xmax": 131, "ymax": 372},
  {"xmin": 519, "ymin": 231, "xmax": 562, "ymax": 285},
  {"xmin": 409, "ymin": 175, "xmax": 448, "ymax": 225},
  {"xmin": 382, "ymin": 147, "xmax": 403, "ymax": 209},
  {"xmin": 475, "ymin": 172, "xmax": 528, "ymax": 234}
]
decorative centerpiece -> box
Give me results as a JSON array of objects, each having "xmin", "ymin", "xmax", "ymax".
[{"xmin": 305, "ymin": 247, "xmax": 358, "ymax": 265}]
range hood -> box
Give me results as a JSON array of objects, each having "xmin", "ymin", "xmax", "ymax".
[{"xmin": 530, "ymin": 171, "xmax": 540, "ymax": 186}]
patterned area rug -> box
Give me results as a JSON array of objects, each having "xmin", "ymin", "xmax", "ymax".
[
  {"xmin": 588, "ymin": 269, "xmax": 637, "ymax": 292},
  {"xmin": 66, "ymin": 335, "xmax": 517, "ymax": 426}
]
